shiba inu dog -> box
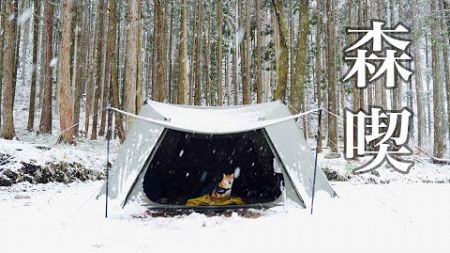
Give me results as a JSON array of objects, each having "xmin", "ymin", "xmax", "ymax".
[{"xmin": 211, "ymin": 173, "xmax": 234, "ymax": 199}]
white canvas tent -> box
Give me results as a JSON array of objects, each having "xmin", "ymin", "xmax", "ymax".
[{"xmin": 101, "ymin": 100, "xmax": 336, "ymax": 212}]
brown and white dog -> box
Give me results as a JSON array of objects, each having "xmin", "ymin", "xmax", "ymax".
[{"xmin": 211, "ymin": 173, "xmax": 234, "ymax": 199}]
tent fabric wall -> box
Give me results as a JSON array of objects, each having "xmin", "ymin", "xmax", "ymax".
[
  {"xmin": 102, "ymin": 105, "xmax": 165, "ymax": 209},
  {"xmin": 264, "ymin": 104, "xmax": 336, "ymax": 206},
  {"xmin": 100, "ymin": 100, "xmax": 335, "ymax": 212}
]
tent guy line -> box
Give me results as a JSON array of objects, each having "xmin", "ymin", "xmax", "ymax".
[{"xmin": 106, "ymin": 105, "xmax": 324, "ymax": 134}]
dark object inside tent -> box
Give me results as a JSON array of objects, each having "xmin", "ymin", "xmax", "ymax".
[{"xmin": 142, "ymin": 129, "xmax": 284, "ymax": 206}]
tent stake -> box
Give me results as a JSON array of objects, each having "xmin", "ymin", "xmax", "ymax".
[
  {"xmin": 310, "ymin": 109, "xmax": 322, "ymax": 215},
  {"xmin": 105, "ymin": 107, "xmax": 112, "ymax": 218}
]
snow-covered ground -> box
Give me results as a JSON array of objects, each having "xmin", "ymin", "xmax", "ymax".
[
  {"xmin": 0, "ymin": 135, "xmax": 114, "ymax": 173},
  {"xmin": 1, "ymin": 127, "xmax": 449, "ymax": 253},
  {"xmin": 318, "ymin": 151, "xmax": 450, "ymax": 184},
  {"xmin": 0, "ymin": 181, "xmax": 449, "ymax": 253},
  {"xmin": 2, "ymin": 77, "xmax": 449, "ymax": 253}
]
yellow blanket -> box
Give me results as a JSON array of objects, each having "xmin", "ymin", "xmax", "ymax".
[{"xmin": 186, "ymin": 194, "xmax": 245, "ymax": 207}]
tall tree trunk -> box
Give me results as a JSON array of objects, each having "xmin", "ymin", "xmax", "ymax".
[
  {"xmin": 1, "ymin": 0, "xmax": 16, "ymax": 139},
  {"xmin": 91, "ymin": 0, "xmax": 106, "ymax": 139},
  {"xmin": 124, "ymin": 0, "xmax": 138, "ymax": 130},
  {"xmin": 288, "ymin": 0, "xmax": 294, "ymax": 102},
  {"xmin": 291, "ymin": 0, "xmax": 309, "ymax": 138},
  {"xmin": 37, "ymin": 1, "xmax": 45, "ymax": 110},
  {"xmin": 166, "ymin": 2, "xmax": 174, "ymax": 103},
  {"xmin": 232, "ymin": 47, "xmax": 238, "ymax": 105},
  {"xmin": 240, "ymin": 1, "xmax": 251, "ymax": 105},
  {"xmin": 20, "ymin": 0, "xmax": 32, "ymax": 89},
  {"xmin": 189, "ymin": 5, "xmax": 197, "ymax": 105},
  {"xmin": 440, "ymin": 0, "xmax": 450, "ymax": 153},
  {"xmin": 411, "ymin": 0, "xmax": 424, "ymax": 148},
  {"xmin": 425, "ymin": 36, "xmax": 432, "ymax": 138},
  {"xmin": 242, "ymin": 0, "xmax": 251, "ymax": 104},
  {"xmin": 58, "ymin": 0, "xmax": 75, "ymax": 144},
  {"xmin": 39, "ymin": 0, "xmax": 54, "ymax": 134},
  {"xmin": 99, "ymin": 0, "xmax": 121, "ymax": 137},
  {"xmin": 326, "ymin": 0, "xmax": 338, "ymax": 154},
  {"xmin": 12, "ymin": 0, "xmax": 20, "ymax": 108},
  {"xmin": 256, "ymin": 0, "xmax": 263, "ymax": 103},
  {"xmin": 431, "ymin": 0, "xmax": 445, "ymax": 158},
  {"xmin": 72, "ymin": 0, "xmax": 85, "ymax": 137},
  {"xmin": 107, "ymin": 0, "xmax": 125, "ymax": 142},
  {"xmin": 136, "ymin": 0, "xmax": 144, "ymax": 112},
  {"xmin": 153, "ymin": 0, "xmax": 165, "ymax": 102},
  {"xmin": 74, "ymin": 1, "xmax": 86, "ymax": 136},
  {"xmin": 315, "ymin": 0, "xmax": 323, "ymax": 152},
  {"xmin": 233, "ymin": 0, "xmax": 239, "ymax": 105},
  {"xmin": 84, "ymin": 0, "xmax": 94, "ymax": 136},
  {"xmin": 225, "ymin": 52, "xmax": 230, "ymax": 105},
  {"xmin": 216, "ymin": 0, "xmax": 224, "ymax": 105},
  {"xmin": 177, "ymin": 0, "xmax": 187, "ymax": 105},
  {"xmin": 193, "ymin": 0, "xmax": 203, "ymax": 105},
  {"xmin": 27, "ymin": 0, "xmax": 41, "ymax": 131},
  {"xmin": 0, "ymin": 1, "xmax": 4, "ymax": 128},
  {"xmin": 272, "ymin": 0, "xmax": 289, "ymax": 102},
  {"xmin": 205, "ymin": 2, "xmax": 211, "ymax": 106},
  {"xmin": 348, "ymin": 0, "xmax": 360, "ymax": 156}
]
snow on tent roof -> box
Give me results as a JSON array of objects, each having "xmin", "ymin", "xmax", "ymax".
[{"xmin": 144, "ymin": 100, "xmax": 290, "ymax": 134}]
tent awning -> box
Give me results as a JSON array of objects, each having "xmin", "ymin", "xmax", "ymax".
[{"xmin": 109, "ymin": 100, "xmax": 319, "ymax": 134}]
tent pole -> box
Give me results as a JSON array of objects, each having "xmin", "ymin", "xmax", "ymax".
[
  {"xmin": 310, "ymin": 109, "xmax": 322, "ymax": 215},
  {"xmin": 105, "ymin": 107, "xmax": 112, "ymax": 218}
]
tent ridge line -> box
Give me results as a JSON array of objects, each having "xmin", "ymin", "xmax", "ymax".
[{"xmin": 106, "ymin": 106, "xmax": 323, "ymax": 134}]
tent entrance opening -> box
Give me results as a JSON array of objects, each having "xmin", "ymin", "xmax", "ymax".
[{"xmin": 143, "ymin": 129, "xmax": 284, "ymax": 206}]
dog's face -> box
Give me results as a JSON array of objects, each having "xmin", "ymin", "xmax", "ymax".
[{"xmin": 221, "ymin": 173, "xmax": 234, "ymax": 188}]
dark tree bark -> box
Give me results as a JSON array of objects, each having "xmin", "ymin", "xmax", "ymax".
[
  {"xmin": 0, "ymin": 1, "xmax": 4, "ymax": 128},
  {"xmin": 315, "ymin": 0, "xmax": 324, "ymax": 152},
  {"xmin": 272, "ymin": 0, "xmax": 289, "ymax": 102},
  {"xmin": 431, "ymin": 0, "xmax": 445, "ymax": 158},
  {"xmin": 153, "ymin": 0, "xmax": 165, "ymax": 102},
  {"xmin": 177, "ymin": 0, "xmax": 187, "ymax": 105},
  {"xmin": 107, "ymin": 0, "xmax": 125, "ymax": 142},
  {"xmin": 204, "ymin": 2, "xmax": 211, "ymax": 106},
  {"xmin": 256, "ymin": 0, "xmax": 263, "ymax": 103},
  {"xmin": 124, "ymin": 0, "xmax": 138, "ymax": 130},
  {"xmin": 241, "ymin": 0, "xmax": 251, "ymax": 104},
  {"xmin": 135, "ymin": 0, "xmax": 144, "ymax": 112},
  {"xmin": 412, "ymin": 0, "xmax": 425, "ymax": 148},
  {"xmin": 1, "ymin": 0, "xmax": 16, "ymax": 139},
  {"xmin": 58, "ymin": 0, "xmax": 75, "ymax": 144},
  {"xmin": 91, "ymin": 0, "xmax": 106, "ymax": 139},
  {"xmin": 84, "ymin": 0, "xmax": 95, "ymax": 136},
  {"xmin": 326, "ymin": 0, "xmax": 339, "ymax": 154},
  {"xmin": 27, "ymin": 0, "xmax": 41, "ymax": 132},
  {"xmin": 193, "ymin": 0, "xmax": 203, "ymax": 105},
  {"xmin": 39, "ymin": 0, "xmax": 54, "ymax": 134},
  {"xmin": 216, "ymin": 0, "xmax": 223, "ymax": 105},
  {"xmin": 72, "ymin": 0, "xmax": 86, "ymax": 137},
  {"xmin": 291, "ymin": 0, "xmax": 309, "ymax": 138}
]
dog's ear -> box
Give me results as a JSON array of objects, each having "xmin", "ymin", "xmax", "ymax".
[{"xmin": 223, "ymin": 173, "xmax": 225, "ymax": 178}]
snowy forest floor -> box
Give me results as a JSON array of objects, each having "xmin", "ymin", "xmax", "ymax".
[
  {"xmin": 0, "ymin": 135, "xmax": 449, "ymax": 253},
  {"xmin": 0, "ymin": 181, "xmax": 449, "ymax": 253}
]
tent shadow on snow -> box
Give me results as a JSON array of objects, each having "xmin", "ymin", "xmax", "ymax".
[{"xmin": 99, "ymin": 100, "xmax": 336, "ymax": 213}]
